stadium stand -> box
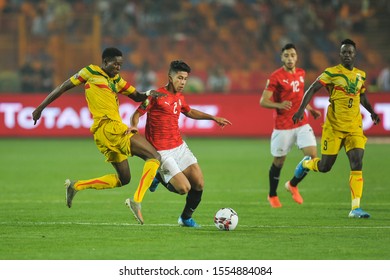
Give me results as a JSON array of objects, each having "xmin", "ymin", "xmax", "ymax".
[{"xmin": 0, "ymin": 0, "xmax": 389, "ymax": 93}]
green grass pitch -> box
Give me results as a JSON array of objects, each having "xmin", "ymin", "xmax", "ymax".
[{"xmin": 1, "ymin": 137, "xmax": 389, "ymax": 260}]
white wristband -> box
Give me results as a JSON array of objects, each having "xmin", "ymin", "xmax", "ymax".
[{"xmin": 145, "ymin": 90, "xmax": 151, "ymax": 96}]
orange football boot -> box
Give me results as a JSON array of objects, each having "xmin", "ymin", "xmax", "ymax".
[
  {"xmin": 267, "ymin": 195, "xmax": 282, "ymax": 208},
  {"xmin": 285, "ymin": 181, "xmax": 303, "ymax": 204}
]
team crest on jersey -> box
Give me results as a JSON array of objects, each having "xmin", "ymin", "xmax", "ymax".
[
  {"xmin": 346, "ymin": 75, "xmax": 361, "ymax": 95},
  {"xmin": 299, "ymin": 76, "xmax": 304, "ymax": 83}
]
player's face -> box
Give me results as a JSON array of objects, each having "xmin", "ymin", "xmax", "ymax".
[
  {"xmin": 169, "ymin": 71, "xmax": 188, "ymax": 92},
  {"xmin": 340, "ymin": 44, "xmax": 356, "ymax": 70},
  {"xmin": 281, "ymin": 48, "xmax": 297, "ymax": 71},
  {"xmin": 102, "ymin": 56, "xmax": 123, "ymax": 77}
]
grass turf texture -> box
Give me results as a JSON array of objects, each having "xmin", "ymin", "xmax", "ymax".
[{"xmin": 1, "ymin": 138, "xmax": 389, "ymax": 260}]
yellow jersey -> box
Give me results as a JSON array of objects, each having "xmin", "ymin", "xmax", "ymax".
[
  {"xmin": 70, "ymin": 64, "xmax": 136, "ymax": 133},
  {"xmin": 318, "ymin": 64, "xmax": 366, "ymax": 132}
]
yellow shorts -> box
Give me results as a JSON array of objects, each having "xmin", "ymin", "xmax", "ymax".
[
  {"xmin": 321, "ymin": 125, "xmax": 367, "ymax": 155},
  {"xmin": 93, "ymin": 120, "xmax": 134, "ymax": 163}
]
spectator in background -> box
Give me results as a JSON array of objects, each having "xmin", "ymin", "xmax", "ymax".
[
  {"xmin": 135, "ymin": 61, "xmax": 157, "ymax": 92},
  {"xmin": 20, "ymin": 59, "xmax": 41, "ymax": 93},
  {"xmin": 206, "ymin": 65, "xmax": 231, "ymax": 93},
  {"xmin": 255, "ymin": 0, "xmax": 272, "ymax": 52},
  {"xmin": 185, "ymin": 75, "xmax": 205, "ymax": 94},
  {"xmin": 377, "ymin": 63, "xmax": 390, "ymax": 91},
  {"xmin": 31, "ymin": 6, "xmax": 48, "ymax": 37},
  {"xmin": 47, "ymin": 0, "xmax": 73, "ymax": 33},
  {"xmin": 20, "ymin": 56, "xmax": 54, "ymax": 93},
  {"xmin": 40, "ymin": 62, "xmax": 54, "ymax": 92}
]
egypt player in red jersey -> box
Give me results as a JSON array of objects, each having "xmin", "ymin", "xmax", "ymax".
[
  {"xmin": 131, "ymin": 60, "xmax": 232, "ymax": 227},
  {"xmin": 260, "ymin": 43, "xmax": 321, "ymax": 208}
]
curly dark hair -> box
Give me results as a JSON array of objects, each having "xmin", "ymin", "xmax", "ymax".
[{"xmin": 102, "ymin": 47, "xmax": 123, "ymax": 60}]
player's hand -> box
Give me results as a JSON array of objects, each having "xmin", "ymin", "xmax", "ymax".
[
  {"xmin": 147, "ymin": 90, "xmax": 166, "ymax": 98},
  {"xmin": 309, "ymin": 109, "xmax": 321, "ymax": 120},
  {"xmin": 279, "ymin": 100, "xmax": 292, "ymax": 110},
  {"xmin": 371, "ymin": 113, "xmax": 380, "ymax": 125},
  {"xmin": 214, "ymin": 117, "xmax": 232, "ymax": 128},
  {"xmin": 292, "ymin": 111, "xmax": 304, "ymax": 124},
  {"xmin": 32, "ymin": 108, "xmax": 42, "ymax": 125},
  {"xmin": 127, "ymin": 126, "xmax": 139, "ymax": 134}
]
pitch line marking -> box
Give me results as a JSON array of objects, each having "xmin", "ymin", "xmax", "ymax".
[{"xmin": 1, "ymin": 221, "xmax": 390, "ymax": 229}]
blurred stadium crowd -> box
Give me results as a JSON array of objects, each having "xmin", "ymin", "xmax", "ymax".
[{"xmin": 0, "ymin": 0, "xmax": 389, "ymax": 93}]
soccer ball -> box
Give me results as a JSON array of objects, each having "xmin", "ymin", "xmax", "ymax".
[{"xmin": 214, "ymin": 207, "xmax": 238, "ymax": 231}]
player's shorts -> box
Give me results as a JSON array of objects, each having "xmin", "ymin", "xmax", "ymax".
[
  {"xmin": 158, "ymin": 141, "xmax": 198, "ymax": 183},
  {"xmin": 271, "ymin": 124, "xmax": 317, "ymax": 157},
  {"xmin": 321, "ymin": 125, "xmax": 367, "ymax": 155},
  {"xmin": 93, "ymin": 120, "xmax": 133, "ymax": 163}
]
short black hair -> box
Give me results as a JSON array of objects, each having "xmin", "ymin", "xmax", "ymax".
[
  {"xmin": 169, "ymin": 60, "xmax": 191, "ymax": 75},
  {"xmin": 281, "ymin": 43, "xmax": 296, "ymax": 53},
  {"xmin": 102, "ymin": 47, "xmax": 122, "ymax": 60},
  {"xmin": 341, "ymin": 39, "xmax": 356, "ymax": 50}
]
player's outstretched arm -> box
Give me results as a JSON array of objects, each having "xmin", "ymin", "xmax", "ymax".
[
  {"xmin": 213, "ymin": 116, "xmax": 232, "ymax": 128},
  {"xmin": 32, "ymin": 79, "xmax": 76, "ymax": 125},
  {"xmin": 360, "ymin": 93, "xmax": 380, "ymax": 125},
  {"xmin": 130, "ymin": 90, "xmax": 166, "ymax": 102},
  {"xmin": 293, "ymin": 80, "xmax": 323, "ymax": 124},
  {"xmin": 184, "ymin": 109, "xmax": 232, "ymax": 128}
]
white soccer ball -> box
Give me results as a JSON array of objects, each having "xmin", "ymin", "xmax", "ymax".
[{"xmin": 214, "ymin": 207, "xmax": 238, "ymax": 231}]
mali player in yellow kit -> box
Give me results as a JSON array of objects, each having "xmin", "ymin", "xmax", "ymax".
[
  {"xmin": 292, "ymin": 39, "xmax": 380, "ymax": 218},
  {"xmin": 32, "ymin": 48, "xmax": 164, "ymax": 224}
]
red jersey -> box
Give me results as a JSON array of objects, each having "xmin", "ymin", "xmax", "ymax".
[
  {"xmin": 264, "ymin": 67, "xmax": 308, "ymax": 129},
  {"xmin": 136, "ymin": 87, "xmax": 191, "ymax": 151}
]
